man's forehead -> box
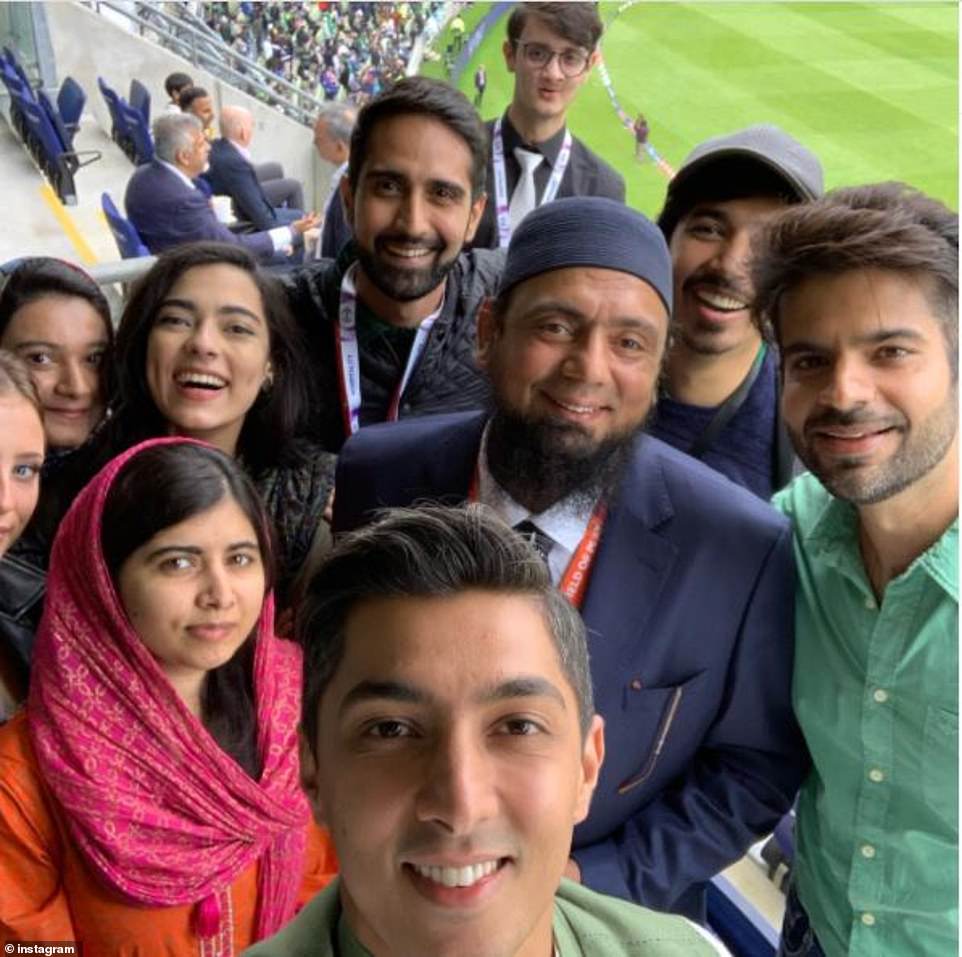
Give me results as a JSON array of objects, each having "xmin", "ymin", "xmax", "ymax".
[{"xmin": 520, "ymin": 14, "xmax": 586, "ymax": 51}]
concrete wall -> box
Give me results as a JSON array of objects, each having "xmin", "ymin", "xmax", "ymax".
[{"xmin": 44, "ymin": 1, "xmax": 339, "ymax": 211}]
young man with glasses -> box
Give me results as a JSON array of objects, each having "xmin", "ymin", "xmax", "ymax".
[{"xmin": 469, "ymin": 2, "xmax": 626, "ymax": 250}]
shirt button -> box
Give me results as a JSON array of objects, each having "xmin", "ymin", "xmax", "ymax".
[
  {"xmin": 861, "ymin": 913, "xmax": 876, "ymax": 927},
  {"xmin": 873, "ymin": 689, "xmax": 889, "ymax": 704},
  {"xmin": 629, "ymin": 679, "xmax": 642, "ymax": 691},
  {"xmin": 868, "ymin": 768, "xmax": 885, "ymax": 783},
  {"xmin": 861, "ymin": 844, "xmax": 876, "ymax": 859},
  {"xmin": 863, "ymin": 595, "xmax": 876, "ymax": 609}
]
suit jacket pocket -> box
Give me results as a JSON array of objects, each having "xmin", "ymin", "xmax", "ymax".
[{"xmin": 617, "ymin": 671, "xmax": 707, "ymax": 795}]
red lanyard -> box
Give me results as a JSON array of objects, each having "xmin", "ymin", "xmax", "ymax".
[{"xmin": 468, "ymin": 468, "xmax": 605, "ymax": 609}]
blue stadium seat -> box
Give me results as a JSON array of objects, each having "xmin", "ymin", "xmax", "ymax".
[
  {"xmin": 101, "ymin": 192, "xmax": 150, "ymax": 258},
  {"xmin": 56, "ymin": 76, "xmax": 86, "ymax": 137},
  {"xmin": 128, "ymin": 77, "xmax": 151, "ymax": 126},
  {"xmin": 120, "ymin": 100, "xmax": 154, "ymax": 164},
  {"xmin": 97, "ymin": 75, "xmax": 134, "ymax": 156}
]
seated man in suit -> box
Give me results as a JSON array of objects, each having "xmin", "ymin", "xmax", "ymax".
[
  {"xmin": 204, "ymin": 105, "xmax": 307, "ymax": 231},
  {"xmin": 246, "ymin": 504, "xmax": 725, "ymax": 956},
  {"xmin": 124, "ymin": 113, "xmax": 318, "ymax": 263},
  {"xmin": 312, "ymin": 102, "xmax": 357, "ymax": 260},
  {"xmin": 333, "ymin": 196, "xmax": 806, "ymax": 921}
]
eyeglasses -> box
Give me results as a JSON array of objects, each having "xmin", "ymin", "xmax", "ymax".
[{"xmin": 514, "ymin": 40, "xmax": 591, "ymax": 77}]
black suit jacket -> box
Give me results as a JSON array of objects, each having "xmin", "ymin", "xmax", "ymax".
[
  {"xmin": 470, "ymin": 114, "xmax": 627, "ymax": 249},
  {"xmin": 334, "ymin": 411, "xmax": 806, "ymax": 919},
  {"xmin": 203, "ymin": 138, "xmax": 278, "ymax": 230}
]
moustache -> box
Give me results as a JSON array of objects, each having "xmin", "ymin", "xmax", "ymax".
[
  {"xmin": 804, "ymin": 406, "xmax": 905, "ymax": 433},
  {"xmin": 374, "ymin": 233, "xmax": 444, "ymax": 253},
  {"xmin": 682, "ymin": 267, "xmax": 752, "ymax": 304}
]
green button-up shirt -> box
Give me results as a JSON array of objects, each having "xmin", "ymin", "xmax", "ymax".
[{"xmin": 775, "ymin": 473, "xmax": 958, "ymax": 957}]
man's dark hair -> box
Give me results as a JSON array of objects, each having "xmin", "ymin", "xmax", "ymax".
[
  {"xmin": 657, "ymin": 157, "xmax": 799, "ymax": 243},
  {"xmin": 347, "ymin": 76, "xmax": 488, "ymax": 198},
  {"xmin": 298, "ymin": 504, "xmax": 595, "ymax": 750},
  {"xmin": 111, "ymin": 242, "xmax": 319, "ymax": 473},
  {"xmin": 178, "ymin": 86, "xmax": 210, "ymax": 112},
  {"xmin": 506, "ymin": 2, "xmax": 603, "ymax": 52},
  {"xmin": 164, "ymin": 72, "xmax": 194, "ymax": 100},
  {"xmin": 751, "ymin": 181, "xmax": 959, "ymax": 375}
]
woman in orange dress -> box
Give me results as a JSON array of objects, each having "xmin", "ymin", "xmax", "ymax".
[{"xmin": 0, "ymin": 439, "xmax": 336, "ymax": 955}]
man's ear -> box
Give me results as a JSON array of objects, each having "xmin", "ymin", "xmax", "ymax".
[
  {"xmin": 475, "ymin": 297, "xmax": 498, "ymax": 369},
  {"xmin": 339, "ymin": 172, "xmax": 355, "ymax": 228},
  {"xmin": 502, "ymin": 38, "xmax": 516, "ymax": 73},
  {"xmin": 464, "ymin": 191, "xmax": 487, "ymax": 244},
  {"xmin": 299, "ymin": 726, "xmax": 328, "ymax": 827},
  {"xmin": 587, "ymin": 49, "xmax": 601, "ymax": 73},
  {"xmin": 573, "ymin": 715, "xmax": 605, "ymax": 825}
]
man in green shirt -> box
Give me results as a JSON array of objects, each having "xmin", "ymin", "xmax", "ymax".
[
  {"xmin": 245, "ymin": 505, "xmax": 724, "ymax": 956},
  {"xmin": 752, "ymin": 182, "xmax": 958, "ymax": 956}
]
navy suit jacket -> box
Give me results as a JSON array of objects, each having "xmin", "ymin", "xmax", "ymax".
[
  {"xmin": 203, "ymin": 138, "xmax": 278, "ymax": 230},
  {"xmin": 124, "ymin": 160, "xmax": 275, "ymax": 260},
  {"xmin": 333, "ymin": 411, "xmax": 807, "ymax": 918}
]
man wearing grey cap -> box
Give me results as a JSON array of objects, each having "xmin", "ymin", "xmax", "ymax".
[
  {"xmin": 333, "ymin": 196, "xmax": 805, "ymax": 923},
  {"xmin": 649, "ymin": 125, "xmax": 824, "ymax": 499}
]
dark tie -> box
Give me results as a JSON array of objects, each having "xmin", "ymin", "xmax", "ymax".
[{"xmin": 514, "ymin": 520, "xmax": 553, "ymax": 566}]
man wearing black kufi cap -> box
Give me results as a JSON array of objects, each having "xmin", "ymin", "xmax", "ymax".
[{"xmin": 332, "ymin": 195, "xmax": 805, "ymax": 924}]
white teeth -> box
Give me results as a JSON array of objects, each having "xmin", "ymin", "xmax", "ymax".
[
  {"xmin": 412, "ymin": 860, "xmax": 499, "ymax": 887},
  {"xmin": 696, "ymin": 290, "xmax": 747, "ymax": 311},
  {"xmin": 175, "ymin": 372, "xmax": 227, "ymax": 388},
  {"xmin": 557, "ymin": 400, "xmax": 596, "ymax": 414},
  {"xmin": 385, "ymin": 245, "xmax": 432, "ymax": 258}
]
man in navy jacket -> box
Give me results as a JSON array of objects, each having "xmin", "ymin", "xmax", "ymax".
[
  {"xmin": 333, "ymin": 197, "xmax": 806, "ymax": 921},
  {"xmin": 125, "ymin": 113, "xmax": 316, "ymax": 262}
]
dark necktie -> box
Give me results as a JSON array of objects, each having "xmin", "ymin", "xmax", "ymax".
[{"xmin": 514, "ymin": 519, "xmax": 553, "ymax": 567}]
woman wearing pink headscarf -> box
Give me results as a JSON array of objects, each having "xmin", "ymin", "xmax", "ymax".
[{"xmin": 0, "ymin": 438, "xmax": 336, "ymax": 954}]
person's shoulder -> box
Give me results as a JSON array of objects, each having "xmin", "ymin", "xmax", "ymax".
[
  {"xmin": 455, "ymin": 246, "xmax": 506, "ymax": 296},
  {"xmin": 637, "ymin": 434, "xmax": 790, "ymax": 535},
  {"xmin": 554, "ymin": 880, "xmax": 725, "ymax": 955},
  {"xmin": 283, "ymin": 258, "xmax": 340, "ymax": 312},
  {"xmin": 570, "ymin": 134, "xmax": 625, "ymax": 195},
  {"xmin": 343, "ymin": 410, "xmax": 486, "ymax": 464},
  {"xmin": 242, "ymin": 879, "xmax": 340, "ymax": 957},
  {"xmin": 772, "ymin": 470, "xmax": 832, "ymax": 531}
]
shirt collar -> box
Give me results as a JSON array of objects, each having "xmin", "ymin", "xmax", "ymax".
[
  {"xmin": 158, "ymin": 159, "xmax": 199, "ymax": 192},
  {"xmin": 226, "ymin": 138, "xmax": 251, "ymax": 161},
  {"xmin": 805, "ymin": 484, "xmax": 959, "ymax": 601},
  {"xmin": 477, "ymin": 424, "xmax": 593, "ymax": 556},
  {"xmin": 500, "ymin": 110, "xmax": 568, "ymax": 167}
]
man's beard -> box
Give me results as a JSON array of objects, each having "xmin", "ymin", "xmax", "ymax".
[
  {"xmin": 356, "ymin": 235, "xmax": 456, "ymax": 302},
  {"xmin": 790, "ymin": 392, "xmax": 958, "ymax": 505},
  {"xmin": 486, "ymin": 405, "xmax": 639, "ymax": 515}
]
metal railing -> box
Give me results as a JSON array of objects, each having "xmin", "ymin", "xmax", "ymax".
[{"xmin": 84, "ymin": 0, "xmax": 327, "ymax": 127}]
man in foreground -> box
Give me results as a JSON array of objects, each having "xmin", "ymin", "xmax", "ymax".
[
  {"xmin": 470, "ymin": 2, "xmax": 624, "ymax": 250},
  {"xmin": 649, "ymin": 125, "xmax": 823, "ymax": 498},
  {"xmin": 285, "ymin": 77, "xmax": 503, "ymax": 453},
  {"xmin": 246, "ymin": 505, "xmax": 724, "ymax": 956},
  {"xmin": 333, "ymin": 197, "xmax": 804, "ymax": 919},
  {"xmin": 752, "ymin": 182, "xmax": 958, "ymax": 956}
]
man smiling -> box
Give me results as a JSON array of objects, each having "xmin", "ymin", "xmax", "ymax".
[
  {"xmin": 752, "ymin": 183, "xmax": 958, "ymax": 957},
  {"xmin": 285, "ymin": 77, "xmax": 503, "ymax": 453},
  {"xmin": 245, "ymin": 505, "xmax": 723, "ymax": 956},
  {"xmin": 648, "ymin": 126, "xmax": 823, "ymax": 499},
  {"xmin": 333, "ymin": 197, "xmax": 804, "ymax": 920},
  {"xmin": 470, "ymin": 2, "xmax": 624, "ymax": 250}
]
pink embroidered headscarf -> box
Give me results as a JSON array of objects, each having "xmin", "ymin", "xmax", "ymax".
[{"xmin": 28, "ymin": 437, "xmax": 310, "ymax": 947}]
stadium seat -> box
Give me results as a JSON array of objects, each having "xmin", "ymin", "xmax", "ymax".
[
  {"xmin": 56, "ymin": 76, "xmax": 86, "ymax": 136},
  {"xmin": 101, "ymin": 192, "xmax": 150, "ymax": 258},
  {"xmin": 120, "ymin": 101, "xmax": 154, "ymax": 164},
  {"xmin": 97, "ymin": 76, "xmax": 134, "ymax": 156},
  {"xmin": 128, "ymin": 78, "xmax": 150, "ymax": 125}
]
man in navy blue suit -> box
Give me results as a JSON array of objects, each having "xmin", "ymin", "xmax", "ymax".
[
  {"xmin": 125, "ymin": 113, "xmax": 318, "ymax": 263},
  {"xmin": 204, "ymin": 105, "xmax": 308, "ymax": 230},
  {"xmin": 333, "ymin": 196, "xmax": 806, "ymax": 921}
]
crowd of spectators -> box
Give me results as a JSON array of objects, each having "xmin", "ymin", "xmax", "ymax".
[{"xmin": 200, "ymin": 1, "xmax": 447, "ymax": 103}]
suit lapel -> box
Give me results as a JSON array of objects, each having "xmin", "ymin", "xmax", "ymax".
[{"xmin": 580, "ymin": 438, "xmax": 679, "ymax": 670}]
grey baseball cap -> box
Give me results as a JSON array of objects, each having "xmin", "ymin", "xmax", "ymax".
[{"xmin": 657, "ymin": 125, "xmax": 824, "ymax": 239}]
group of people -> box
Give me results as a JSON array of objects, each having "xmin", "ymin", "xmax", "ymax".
[
  {"xmin": 201, "ymin": 1, "xmax": 443, "ymax": 103},
  {"xmin": 0, "ymin": 3, "xmax": 956, "ymax": 956}
]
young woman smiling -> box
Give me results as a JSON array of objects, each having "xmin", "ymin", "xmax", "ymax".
[{"xmin": 0, "ymin": 439, "xmax": 336, "ymax": 951}]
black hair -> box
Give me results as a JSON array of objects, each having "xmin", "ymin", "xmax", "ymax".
[
  {"xmin": 506, "ymin": 2, "xmax": 603, "ymax": 52},
  {"xmin": 178, "ymin": 86, "xmax": 211, "ymax": 112},
  {"xmin": 297, "ymin": 504, "xmax": 594, "ymax": 752},
  {"xmin": 164, "ymin": 72, "xmax": 194, "ymax": 99},
  {"xmin": 348, "ymin": 76, "xmax": 488, "ymax": 199},
  {"xmin": 109, "ymin": 242, "xmax": 317, "ymax": 474},
  {"xmin": 101, "ymin": 442, "xmax": 276, "ymax": 777},
  {"xmin": 0, "ymin": 257, "xmax": 115, "ymax": 405}
]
